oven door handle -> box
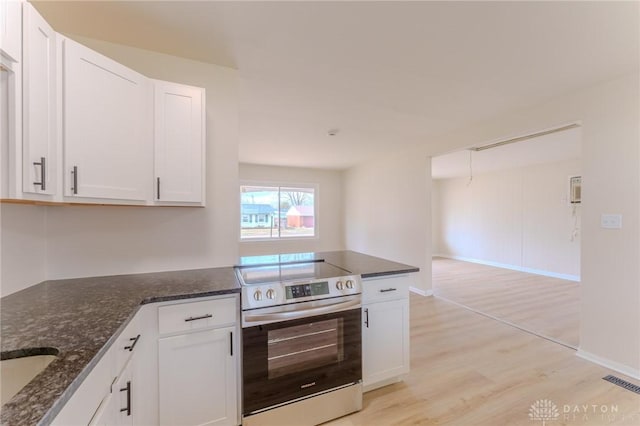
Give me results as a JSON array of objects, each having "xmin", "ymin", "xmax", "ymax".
[{"xmin": 243, "ymin": 299, "xmax": 361, "ymax": 323}]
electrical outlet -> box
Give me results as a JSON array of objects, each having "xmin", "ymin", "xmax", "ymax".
[{"xmin": 601, "ymin": 214, "xmax": 622, "ymax": 229}]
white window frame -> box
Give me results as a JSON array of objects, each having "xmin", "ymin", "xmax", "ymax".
[{"xmin": 239, "ymin": 181, "xmax": 319, "ymax": 242}]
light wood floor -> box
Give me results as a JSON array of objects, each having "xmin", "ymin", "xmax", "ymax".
[
  {"xmin": 432, "ymin": 257, "xmax": 580, "ymax": 348},
  {"xmin": 326, "ymin": 295, "xmax": 640, "ymax": 426}
]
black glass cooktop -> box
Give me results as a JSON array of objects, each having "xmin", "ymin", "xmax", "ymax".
[{"xmin": 237, "ymin": 261, "xmax": 352, "ymax": 286}]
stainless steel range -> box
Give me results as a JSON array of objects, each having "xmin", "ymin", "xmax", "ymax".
[{"xmin": 236, "ymin": 260, "xmax": 363, "ymax": 426}]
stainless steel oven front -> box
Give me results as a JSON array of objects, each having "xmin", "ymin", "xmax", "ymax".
[{"xmin": 241, "ymin": 294, "xmax": 362, "ymax": 425}]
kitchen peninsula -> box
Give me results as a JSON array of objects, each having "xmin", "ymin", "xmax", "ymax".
[{"xmin": 0, "ymin": 251, "xmax": 418, "ymax": 426}]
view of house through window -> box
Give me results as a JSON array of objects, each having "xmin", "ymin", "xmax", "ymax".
[{"xmin": 240, "ymin": 185, "xmax": 316, "ymax": 239}]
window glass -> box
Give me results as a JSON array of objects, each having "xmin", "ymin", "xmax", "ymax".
[{"xmin": 241, "ymin": 185, "xmax": 316, "ymax": 240}]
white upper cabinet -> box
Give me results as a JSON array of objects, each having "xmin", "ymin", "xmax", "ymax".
[
  {"xmin": 63, "ymin": 37, "xmax": 152, "ymax": 202},
  {"xmin": 0, "ymin": 0, "xmax": 22, "ymax": 62},
  {"xmin": 22, "ymin": 2, "xmax": 56, "ymax": 197},
  {"xmin": 153, "ymin": 80, "xmax": 205, "ymax": 205},
  {"xmin": 2, "ymin": 6, "xmax": 207, "ymax": 207}
]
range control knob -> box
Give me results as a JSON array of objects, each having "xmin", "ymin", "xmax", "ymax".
[
  {"xmin": 253, "ymin": 289, "xmax": 263, "ymax": 301},
  {"xmin": 336, "ymin": 281, "xmax": 344, "ymax": 290},
  {"xmin": 266, "ymin": 289, "xmax": 276, "ymax": 299},
  {"xmin": 345, "ymin": 280, "xmax": 354, "ymax": 289}
]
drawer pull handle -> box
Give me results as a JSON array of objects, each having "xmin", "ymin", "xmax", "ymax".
[
  {"xmin": 120, "ymin": 381, "xmax": 131, "ymax": 416},
  {"xmin": 33, "ymin": 157, "xmax": 46, "ymax": 191},
  {"xmin": 379, "ymin": 288, "xmax": 397, "ymax": 293},
  {"xmin": 71, "ymin": 166, "xmax": 78, "ymax": 194},
  {"xmin": 185, "ymin": 314, "xmax": 213, "ymax": 322},
  {"xmin": 124, "ymin": 334, "xmax": 140, "ymax": 352}
]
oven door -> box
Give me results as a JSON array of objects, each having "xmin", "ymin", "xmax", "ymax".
[{"xmin": 242, "ymin": 300, "xmax": 361, "ymax": 415}]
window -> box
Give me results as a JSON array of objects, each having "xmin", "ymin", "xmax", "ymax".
[{"xmin": 240, "ymin": 185, "xmax": 316, "ymax": 240}]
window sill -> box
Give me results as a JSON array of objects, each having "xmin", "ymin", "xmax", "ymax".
[{"xmin": 240, "ymin": 236, "xmax": 319, "ymax": 243}]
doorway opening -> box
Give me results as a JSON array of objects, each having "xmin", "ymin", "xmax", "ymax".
[{"xmin": 430, "ymin": 125, "xmax": 582, "ymax": 348}]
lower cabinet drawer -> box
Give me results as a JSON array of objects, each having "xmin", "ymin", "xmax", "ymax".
[
  {"xmin": 158, "ymin": 297, "xmax": 236, "ymax": 335},
  {"xmin": 112, "ymin": 314, "xmax": 140, "ymax": 379},
  {"xmin": 362, "ymin": 274, "xmax": 412, "ymax": 304}
]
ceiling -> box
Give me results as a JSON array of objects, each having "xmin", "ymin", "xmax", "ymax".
[
  {"xmin": 431, "ymin": 126, "xmax": 581, "ymax": 179},
  {"xmin": 33, "ymin": 1, "xmax": 639, "ymax": 170}
]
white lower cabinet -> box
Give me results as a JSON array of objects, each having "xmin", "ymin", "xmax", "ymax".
[
  {"xmin": 51, "ymin": 306, "xmax": 155, "ymax": 426},
  {"xmin": 50, "ymin": 347, "xmax": 113, "ymax": 426},
  {"xmin": 50, "ymin": 295, "xmax": 240, "ymax": 426},
  {"xmin": 89, "ymin": 358, "xmax": 134, "ymax": 426},
  {"xmin": 159, "ymin": 327, "xmax": 237, "ymax": 426},
  {"xmin": 157, "ymin": 296, "xmax": 239, "ymax": 426},
  {"xmin": 362, "ymin": 274, "xmax": 411, "ymax": 392},
  {"xmin": 88, "ymin": 389, "xmax": 116, "ymax": 426}
]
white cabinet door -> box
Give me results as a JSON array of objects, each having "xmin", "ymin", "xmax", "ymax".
[
  {"xmin": 88, "ymin": 393, "xmax": 116, "ymax": 426},
  {"xmin": 362, "ymin": 298, "xmax": 410, "ymax": 390},
  {"xmin": 50, "ymin": 346, "xmax": 113, "ymax": 426},
  {"xmin": 159, "ymin": 326, "xmax": 237, "ymax": 426},
  {"xmin": 153, "ymin": 80, "xmax": 204, "ymax": 204},
  {"xmin": 22, "ymin": 2, "xmax": 56, "ymax": 196},
  {"xmin": 90, "ymin": 358, "xmax": 134, "ymax": 426},
  {"xmin": 0, "ymin": 0, "xmax": 21, "ymax": 62},
  {"xmin": 63, "ymin": 37, "xmax": 152, "ymax": 202},
  {"xmin": 131, "ymin": 305, "xmax": 159, "ymax": 426}
]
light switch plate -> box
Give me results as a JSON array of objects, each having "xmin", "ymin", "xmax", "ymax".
[{"xmin": 601, "ymin": 214, "xmax": 622, "ymax": 229}]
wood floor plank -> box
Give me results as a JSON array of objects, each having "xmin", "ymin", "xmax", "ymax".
[
  {"xmin": 325, "ymin": 295, "xmax": 640, "ymax": 426},
  {"xmin": 432, "ymin": 257, "xmax": 580, "ymax": 348}
]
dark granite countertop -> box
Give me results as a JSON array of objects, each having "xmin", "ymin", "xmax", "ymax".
[
  {"xmin": 237, "ymin": 250, "xmax": 419, "ymax": 278},
  {"xmin": 0, "ymin": 267, "xmax": 240, "ymax": 426}
]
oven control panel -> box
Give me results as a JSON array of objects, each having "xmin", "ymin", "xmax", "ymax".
[
  {"xmin": 241, "ymin": 275, "xmax": 362, "ymax": 310},
  {"xmin": 286, "ymin": 281, "xmax": 329, "ymax": 299}
]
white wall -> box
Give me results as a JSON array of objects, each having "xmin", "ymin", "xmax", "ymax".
[
  {"xmin": 344, "ymin": 152, "xmax": 432, "ymax": 295},
  {"xmin": 346, "ymin": 72, "xmax": 639, "ymax": 377},
  {"xmin": 0, "ymin": 37, "xmax": 240, "ymax": 282},
  {"xmin": 433, "ymin": 159, "xmax": 581, "ymax": 280},
  {"xmin": 239, "ymin": 163, "xmax": 344, "ymax": 256},
  {"xmin": 0, "ymin": 204, "xmax": 47, "ymax": 296}
]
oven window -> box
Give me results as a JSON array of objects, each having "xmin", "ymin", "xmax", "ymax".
[
  {"xmin": 268, "ymin": 318, "xmax": 343, "ymax": 379},
  {"xmin": 243, "ymin": 308, "xmax": 361, "ymax": 415}
]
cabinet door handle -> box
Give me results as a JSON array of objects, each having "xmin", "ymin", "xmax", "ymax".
[
  {"xmin": 156, "ymin": 177, "xmax": 160, "ymax": 200},
  {"xmin": 119, "ymin": 381, "xmax": 131, "ymax": 416},
  {"xmin": 229, "ymin": 331, "xmax": 233, "ymax": 356},
  {"xmin": 184, "ymin": 314, "xmax": 213, "ymax": 322},
  {"xmin": 33, "ymin": 157, "xmax": 46, "ymax": 191},
  {"xmin": 379, "ymin": 288, "xmax": 397, "ymax": 293},
  {"xmin": 364, "ymin": 308, "xmax": 369, "ymax": 328},
  {"xmin": 71, "ymin": 166, "xmax": 78, "ymax": 194},
  {"xmin": 124, "ymin": 334, "xmax": 140, "ymax": 352}
]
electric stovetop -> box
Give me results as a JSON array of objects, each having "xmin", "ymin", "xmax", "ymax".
[{"xmin": 236, "ymin": 261, "xmax": 353, "ymax": 286}]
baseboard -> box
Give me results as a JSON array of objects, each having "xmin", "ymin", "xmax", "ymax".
[
  {"xmin": 410, "ymin": 287, "xmax": 433, "ymax": 297},
  {"xmin": 433, "ymin": 254, "xmax": 580, "ymax": 282},
  {"xmin": 576, "ymin": 349, "xmax": 640, "ymax": 381}
]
